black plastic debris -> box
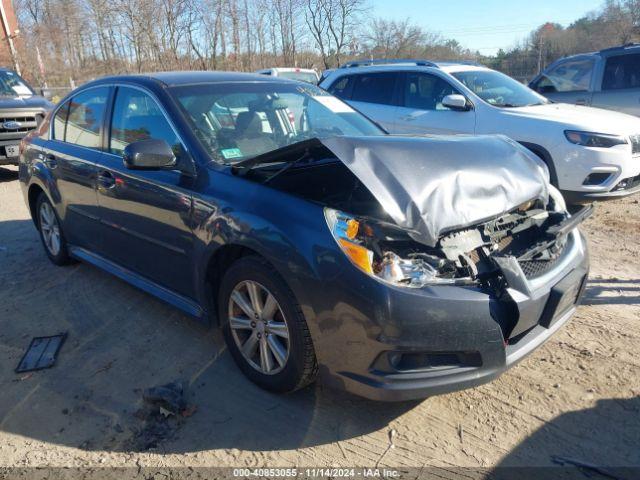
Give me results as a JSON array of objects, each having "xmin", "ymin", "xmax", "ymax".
[
  {"xmin": 142, "ymin": 381, "xmax": 187, "ymax": 415},
  {"xmin": 15, "ymin": 333, "xmax": 67, "ymax": 373}
]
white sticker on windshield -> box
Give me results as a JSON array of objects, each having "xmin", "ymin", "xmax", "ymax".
[{"xmin": 313, "ymin": 96, "xmax": 354, "ymax": 113}]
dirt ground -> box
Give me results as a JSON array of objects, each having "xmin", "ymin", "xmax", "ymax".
[{"xmin": 0, "ymin": 164, "xmax": 638, "ymax": 477}]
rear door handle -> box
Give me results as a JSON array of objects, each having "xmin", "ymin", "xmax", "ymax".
[
  {"xmin": 97, "ymin": 170, "xmax": 116, "ymax": 189},
  {"xmin": 44, "ymin": 153, "xmax": 57, "ymax": 169}
]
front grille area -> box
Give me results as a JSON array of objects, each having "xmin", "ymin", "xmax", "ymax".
[
  {"xmin": 517, "ymin": 237, "xmax": 567, "ymax": 279},
  {"xmin": 0, "ymin": 115, "xmax": 38, "ymax": 134},
  {"xmin": 0, "ymin": 113, "xmax": 41, "ymax": 143},
  {"xmin": 518, "ymin": 258, "xmax": 559, "ymax": 278},
  {"xmin": 630, "ymin": 134, "xmax": 640, "ymax": 155}
]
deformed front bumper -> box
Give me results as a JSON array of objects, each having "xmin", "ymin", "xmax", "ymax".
[{"xmin": 319, "ymin": 230, "xmax": 589, "ymax": 402}]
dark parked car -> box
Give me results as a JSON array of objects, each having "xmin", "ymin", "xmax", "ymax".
[
  {"xmin": 19, "ymin": 72, "xmax": 590, "ymax": 401},
  {"xmin": 0, "ymin": 67, "xmax": 52, "ymax": 165},
  {"xmin": 530, "ymin": 43, "xmax": 640, "ymax": 117}
]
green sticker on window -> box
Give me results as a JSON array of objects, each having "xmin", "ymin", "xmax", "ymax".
[{"xmin": 221, "ymin": 148, "xmax": 243, "ymax": 159}]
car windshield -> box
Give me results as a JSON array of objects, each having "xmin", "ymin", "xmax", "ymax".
[
  {"xmin": 172, "ymin": 82, "xmax": 383, "ymax": 164},
  {"xmin": 0, "ymin": 70, "xmax": 34, "ymax": 97},
  {"xmin": 452, "ymin": 70, "xmax": 548, "ymax": 108},
  {"xmin": 277, "ymin": 71, "xmax": 318, "ymax": 84}
]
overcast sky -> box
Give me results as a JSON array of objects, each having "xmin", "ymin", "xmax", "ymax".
[{"xmin": 369, "ymin": 0, "xmax": 604, "ymax": 55}]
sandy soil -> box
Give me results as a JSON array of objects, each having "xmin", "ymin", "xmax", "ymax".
[{"xmin": 0, "ymin": 164, "xmax": 638, "ymax": 476}]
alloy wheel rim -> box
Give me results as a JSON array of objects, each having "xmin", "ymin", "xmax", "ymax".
[
  {"xmin": 39, "ymin": 202, "xmax": 61, "ymax": 256},
  {"xmin": 228, "ymin": 280, "xmax": 290, "ymax": 375}
]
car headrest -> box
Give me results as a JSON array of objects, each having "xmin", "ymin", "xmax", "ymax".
[{"xmin": 235, "ymin": 111, "xmax": 263, "ymax": 137}]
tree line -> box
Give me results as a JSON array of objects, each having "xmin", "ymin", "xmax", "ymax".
[
  {"xmin": 485, "ymin": 0, "xmax": 640, "ymax": 81},
  {"xmin": 11, "ymin": 0, "xmax": 640, "ymax": 90}
]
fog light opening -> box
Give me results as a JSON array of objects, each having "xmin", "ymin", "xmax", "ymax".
[
  {"xmin": 374, "ymin": 351, "xmax": 482, "ymax": 373},
  {"xmin": 582, "ymin": 173, "xmax": 611, "ymax": 186}
]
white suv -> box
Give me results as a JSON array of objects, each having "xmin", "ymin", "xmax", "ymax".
[
  {"xmin": 256, "ymin": 67, "xmax": 319, "ymax": 84},
  {"xmin": 319, "ymin": 60, "xmax": 640, "ymax": 204}
]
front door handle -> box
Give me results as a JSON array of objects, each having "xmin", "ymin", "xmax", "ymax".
[
  {"xmin": 575, "ymin": 98, "xmax": 588, "ymax": 105},
  {"xmin": 44, "ymin": 153, "xmax": 57, "ymax": 169},
  {"xmin": 97, "ymin": 170, "xmax": 116, "ymax": 189}
]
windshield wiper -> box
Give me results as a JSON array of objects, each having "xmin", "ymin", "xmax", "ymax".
[
  {"xmin": 496, "ymin": 102, "xmax": 545, "ymax": 108},
  {"xmin": 262, "ymin": 150, "xmax": 312, "ymax": 184},
  {"xmin": 231, "ymin": 138, "xmax": 323, "ymax": 176}
]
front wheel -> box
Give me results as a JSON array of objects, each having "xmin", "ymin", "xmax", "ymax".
[
  {"xmin": 36, "ymin": 193, "xmax": 73, "ymax": 266},
  {"xmin": 219, "ymin": 256, "xmax": 318, "ymax": 393}
]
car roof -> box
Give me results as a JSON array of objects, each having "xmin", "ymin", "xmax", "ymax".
[
  {"xmin": 86, "ymin": 71, "xmax": 299, "ymax": 88},
  {"xmin": 262, "ymin": 67, "xmax": 317, "ymax": 73},
  {"xmin": 543, "ymin": 43, "xmax": 640, "ymax": 67},
  {"xmin": 598, "ymin": 43, "xmax": 640, "ymax": 56},
  {"xmin": 321, "ymin": 62, "xmax": 491, "ymax": 83}
]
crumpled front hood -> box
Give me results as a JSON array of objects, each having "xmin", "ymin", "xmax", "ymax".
[{"xmin": 320, "ymin": 134, "xmax": 550, "ymax": 247}]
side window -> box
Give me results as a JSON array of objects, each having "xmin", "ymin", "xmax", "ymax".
[
  {"xmin": 351, "ymin": 73, "xmax": 397, "ymax": 105},
  {"xmin": 404, "ymin": 73, "xmax": 457, "ymax": 110},
  {"xmin": 536, "ymin": 59, "xmax": 594, "ymax": 93},
  {"xmin": 52, "ymin": 101, "xmax": 70, "ymax": 141},
  {"xmin": 65, "ymin": 87, "xmax": 109, "ymax": 149},
  {"xmin": 602, "ymin": 54, "xmax": 640, "ymax": 90},
  {"xmin": 109, "ymin": 87, "xmax": 180, "ymax": 156},
  {"xmin": 328, "ymin": 76, "xmax": 353, "ymax": 100}
]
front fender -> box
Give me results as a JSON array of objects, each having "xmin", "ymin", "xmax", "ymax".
[{"xmin": 190, "ymin": 173, "xmax": 336, "ymax": 342}]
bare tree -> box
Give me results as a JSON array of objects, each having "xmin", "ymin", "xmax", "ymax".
[{"xmin": 305, "ymin": 0, "xmax": 364, "ymax": 67}]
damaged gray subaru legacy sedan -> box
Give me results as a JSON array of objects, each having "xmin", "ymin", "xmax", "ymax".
[{"xmin": 20, "ymin": 72, "xmax": 590, "ymax": 401}]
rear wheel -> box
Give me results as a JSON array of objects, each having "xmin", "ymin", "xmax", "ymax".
[
  {"xmin": 219, "ymin": 256, "xmax": 318, "ymax": 393},
  {"xmin": 36, "ymin": 193, "xmax": 73, "ymax": 266}
]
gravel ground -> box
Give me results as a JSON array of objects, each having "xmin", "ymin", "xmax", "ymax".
[{"xmin": 0, "ymin": 164, "xmax": 638, "ymax": 477}]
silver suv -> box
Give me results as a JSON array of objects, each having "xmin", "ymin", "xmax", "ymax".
[{"xmin": 530, "ymin": 43, "xmax": 640, "ymax": 117}]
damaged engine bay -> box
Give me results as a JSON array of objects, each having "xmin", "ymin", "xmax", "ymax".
[
  {"xmin": 325, "ymin": 198, "xmax": 591, "ymax": 290},
  {"xmin": 236, "ymin": 136, "xmax": 592, "ymax": 292}
]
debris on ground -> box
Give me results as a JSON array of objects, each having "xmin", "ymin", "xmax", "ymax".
[
  {"xmin": 12, "ymin": 372, "xmax": 34, "ymax": 382},
  {"xmin": 92, "ymin": 359, "xmax": 115, "ymax": 376},
  {"xmin": 142, "ymin": 381, "xmax": 187, "ymax": 415},
  {"xmin": 126, "ymin": 381, "xmax": 197, "ymax": 452},
  {"xmin": 15, "ymin": 333, "xmax": 67, "ymax": 373}
]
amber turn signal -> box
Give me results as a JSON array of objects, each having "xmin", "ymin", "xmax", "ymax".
[{"xmin": 338, "ymin": 238, "xmax": 374, "ymax": 275}]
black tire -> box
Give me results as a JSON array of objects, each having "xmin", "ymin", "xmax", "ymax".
[
  {"xmin": 36, "ymin": 192, "xmax": 73, "ymax": 266},
  {"xmin": 218, "ymin": 255, "xmax": 318, "ymax": 393}
]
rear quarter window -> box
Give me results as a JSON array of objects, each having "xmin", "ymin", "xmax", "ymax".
[
  {"xmin": 52, "ymin": 101, "xmax": 70, "ymax": 141},
  {"xmin": 65, "ymin": 87, "xmax": 110, "ymax": 149}
]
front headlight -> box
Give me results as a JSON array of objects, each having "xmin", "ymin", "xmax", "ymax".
[
  {"xmin": 324, "ymin": 208, "xmax": 473, "ymax": 287},
  {"xmin": 565, "ymin": 130, "xmax": 627, "ymax": 148}
]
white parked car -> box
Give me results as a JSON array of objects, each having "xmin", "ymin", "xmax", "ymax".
[
  {"xmin": 320, "ymin": 60, "xmax": 640, "ymax": 204},
  {"xmin": 256, "ymin": 67, "xmax": 319, "ymax": 84}
]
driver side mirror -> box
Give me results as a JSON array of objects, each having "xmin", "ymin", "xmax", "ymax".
[
  {"xmin": 123, "ymin": 139, "xmax": 177, "ymax": 170},
  {"xmin": 442, "ymin": 94, "xmax": 470, "ymax": 111}
]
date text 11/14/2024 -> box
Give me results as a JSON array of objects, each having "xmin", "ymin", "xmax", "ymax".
[{"xmin": 232, "ymin": 468, "xmax": 401, "ymax": 477}]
